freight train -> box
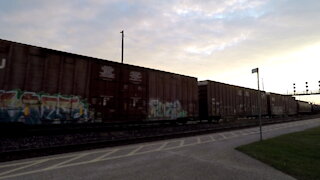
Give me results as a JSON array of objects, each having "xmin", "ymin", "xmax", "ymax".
[
  {"xmin": 0, "ymin": 39, "xmax": 318, "ymax": 125},
  {"xmin": 198, "ymin": 81, "xmax": 315, "ymax": 121}
]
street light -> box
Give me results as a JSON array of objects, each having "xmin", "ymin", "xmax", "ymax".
[{"xmin": 252, "ymin": 67, "xmax": 262, "ymax": 141}]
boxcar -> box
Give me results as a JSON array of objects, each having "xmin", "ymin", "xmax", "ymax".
[
  {"xmin": 242, "ymin": 87, "xmax": 268, "ymax": 117},
  {"xmin": 198, "ymin": 80, "xmax": 268, "ymax": 121},
  {"xmin": 0, "ymin": 39, "xmax": 198, "ymax": 124},
  {"xmin": 297, "ymin": 100, "xmax": 312, "ymax": 114},
  {"xmin": 267, "ymin": 93, "xmax": 298, "ymax": 116},
  {"xmin": 284, "ymin": 95, "xmax": 298, "ymax": 116},
  {"xmin": 267, "ymin": 93, "xmax": 285, "ymax": 116},
  {"xmin": 312, "ymin": 104, "xmax": 320, "ymax": 113}
]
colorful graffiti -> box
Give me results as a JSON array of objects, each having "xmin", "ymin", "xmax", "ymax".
[
  {"xmin": 148, "ymin": 99, "xmax": 187, "ymax": 120},
  {"xmin": 0, "ymin": 90, "xmax": 89, "ymax": 124}
]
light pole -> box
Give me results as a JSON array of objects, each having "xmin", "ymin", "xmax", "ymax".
[
  {"xmin": 120, "ymin": 30, "xmax": 124, "ymax": 64},
  {"xmin": 252, "ymin": 67, "xmax": 262, "ymax": 141}
]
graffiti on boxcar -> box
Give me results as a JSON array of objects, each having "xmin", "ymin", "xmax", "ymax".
[
  {"xmin": 0, "ymin": 90, "xmax": 89, "ymax": 124},
  {"xmin": 21, "ymin": 91, "xmax": 41, "ymax": 124},
  {"xmin": 148, "ymin": 99, "xmax": 187, "ymax": 120},
  {"xmin": 0, "ymin": 90, "xmax": 23, "ymax": 123}
]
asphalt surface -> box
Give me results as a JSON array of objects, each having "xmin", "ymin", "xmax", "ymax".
[{"xmin": 1, "ymin": 118, "xmax": 320, "ymax": 180}]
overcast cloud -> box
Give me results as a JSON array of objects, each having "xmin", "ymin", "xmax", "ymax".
[{"xmin": 1, "ymin": 0, "xmax": 320, "ymax": 102}]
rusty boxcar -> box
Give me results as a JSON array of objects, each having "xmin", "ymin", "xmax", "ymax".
[
  {"xmin": 198, "ymin": 80, "xmax": 268, "ymax": 121},
  {"xmin": 284, "ymin": 95, "xmax": 298, "ymax": 116},
  {"xmin": 267, "ymin": 93, "xmax": 285, "ymax": 116},
  {"xmin": 0, "ymin": 39, "xmax": 198, "ymax": 124},
  {"xmin": 297, "ymin": 100, "xmax": 312, "ymax": 114},
  {"xmin": 267, "ymin": 93, "xmax": 298, "ymax": 116}
]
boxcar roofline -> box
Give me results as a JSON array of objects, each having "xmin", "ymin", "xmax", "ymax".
[
  {"xmin": 0, "ymin": 38, "xmax": 197, "ymax": 80},
  {"xmin": 199, "ymin": 80, "xmax": 267, "ymax": 93}
]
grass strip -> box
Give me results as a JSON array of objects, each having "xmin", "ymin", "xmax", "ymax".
[{"xmin": 236, "ymin": 126, "xmax": 320, "ymax": 180}]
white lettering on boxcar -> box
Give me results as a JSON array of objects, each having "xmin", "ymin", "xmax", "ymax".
[
  {"xmin": 0, "ymin": 58, "xmax": 6, "ymax": 69},
  {"xmin": 129, "ymin": 71, "xmax": 142, "ymax": 82},
  {"xmin": 100, "ymin": 66, "xmax": 115, "ymax": 79}
]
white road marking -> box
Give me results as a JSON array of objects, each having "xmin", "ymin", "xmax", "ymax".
[
  {"xmin": 239, "ymin": 131, "xmax": 248, "ymax": 135},
  {"xmin": 179, "ymin": 140, "xmax": 185, "ymax": 146},
  {"xmin": 0, "ymin": 159, "xmax": 47, "ymax": 176},
  {"xmin": 128, "ymin": 145, "xmax": 144, "ymax": 155},
  {"xmin": 43, "ymin": 153, "xmax": 89, "ymax": 170},
  {"xmin": 91, "ymin": 149, "xmax": 119, "ymax": 161},
  {"xmin": 0, "ymin": 161, "xmax": 35, "ymax": 169},
  {"xmin": 230, "ymin": 132, "xmax": 237, "ymax": 137},
  {"xmin": 247, "ymin": 130, "xmax": 258, "ymax": 134},
  {"xmin": 197, "ymin": 137, "xmax": 201, "ymax": 143},
  {"xmin": 156, "ymin": 142, "xmax": 168, "ymax": 151},
  {"xmin": 219, "ymin": 133, "xmax": 227, "ymax": 139}
]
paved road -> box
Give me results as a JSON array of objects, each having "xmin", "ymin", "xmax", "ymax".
[{"xmin": 1, "ymin": 118, "xmax": 320, "ymax": 180}]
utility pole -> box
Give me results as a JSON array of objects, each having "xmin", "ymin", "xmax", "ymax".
[
  {"xmin": 252, "ymin": 67, "xmax": 262, "ymax": 141},
  {"xmin": 120, "ymin": 30, "xmax": 124, "ymax": 63}
]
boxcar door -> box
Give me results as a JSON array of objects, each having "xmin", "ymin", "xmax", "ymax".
[
  {"xmin": 120, "ymin": 67, "xmax": 147, "ymax": 121},
  {"xmin": 89, "ymin": 62, "xmax": 120, "ymax": 122}
]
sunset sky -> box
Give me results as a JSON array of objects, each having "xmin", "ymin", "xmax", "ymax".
[{"xmin": 1, "ymin": 0, "xmax": 319, "ymax": 103}]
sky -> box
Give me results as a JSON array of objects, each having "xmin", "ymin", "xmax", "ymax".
[{"xmin": 0, "ymin": 0, "xmax": 319, "ymax": 103}]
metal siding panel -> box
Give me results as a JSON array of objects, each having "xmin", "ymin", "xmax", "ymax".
[
  {"xmin": 236, "ymin": 87, "xmax": 243, "ymax": 116},
  {"xmin": 8, "ymin": 45, "xmax": 27, "ymax": 90},
  {"xmin": 208, "ymin": 83, "xmax": 213, "ymax": 117},
  {"xmin": 73, "ymin": 58, "xmax": 89, "ymax": 97},
  {"xmin": 222, "ymin": 84, "xmax": 227, "ymax": 116},
  {"xmin": 198, "ymin": 84, "xmax": 208, "ymax": 119},
  {"xmin": 243, "ymin": 89, "xmax": 249, "ymax": 116},
  {"xmin": 263, "ymin": 92, "xmax": 267, "ymax": 115},
  {"xmin": 221, "ymin": 84, "xmax": 227, "ymax": 116},
  {"xmin": 214, "ymin": 82, "xmax": 220, "ymax": 117},
  {"xmin": 181, "ymin": 78, "xmax": 187, "ymax": 117},
  {"xmin": 226, "ymin": 85, "xmax": 231, "ymax": 116},
  {"xmin": 60, "ymin": 57, "xmax": 75, "ymax": 95},
  {"xmin": 25, "ymin": 53, "xmax": 45, "ymax": 92},
  {"xmin": 218, "ymin": 83, "xmax": 223, "ymax": 116},
  {"xmin": 230, "ymin": 86, "xmax": 234, "ymax": 116},
  {"xmin": 251, "ymin": 90, "xmax": 256, "ymax": 116},
  {"xmin": 224, "ymin": 84, "xmax": 228, "ymax": 116},
  {"xmin": 253, "ymin": 90, "xmax": 258, "ymax": 116},
  {"xmin": 0, "ymin": 41, "xmax": 11, "ymax": 89},
  {"xmin": 210, "ymin": 82, "xmax": 215, "ymax": 117},
  {"xmin": 147, "ymin": 71, "xmax": 156, "ymax": 119},
  {"xmin": 43, "ymin": 53, "xmax": 60, "ymax": 94},
  {"xmin": 187, "ymin": 78, "xmax": 192, "ymax": 115},
  {"xmin": 231, "ymin": 86, "xmax": 236, "ymax": 116},
  {"xmin": 192, "ymin": 79, "xmax": 198, "ymax": 118}
]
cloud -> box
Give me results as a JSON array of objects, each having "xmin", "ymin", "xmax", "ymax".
[{"xmin": 0, "ymin": 0, "xmax": 320, "ymax": 100}]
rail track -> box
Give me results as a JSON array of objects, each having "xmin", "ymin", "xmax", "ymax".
[{"xmin": 1, "ymin": 115, "xmax": 320, "ymax": 162}]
